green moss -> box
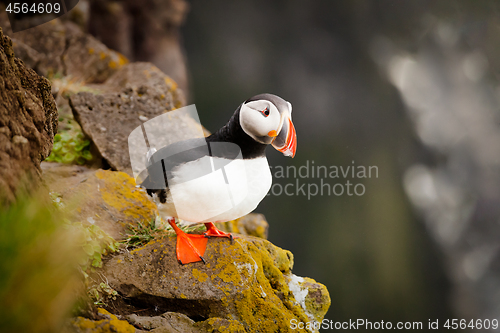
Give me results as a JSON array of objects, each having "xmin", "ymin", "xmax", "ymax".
[
  {"xmin": 45, "ymin": 74, "xmax": 106, "ymax": 166},
  {"xmin": 45, "ymin": 116, "xmax": 93, "ymax": 165}
]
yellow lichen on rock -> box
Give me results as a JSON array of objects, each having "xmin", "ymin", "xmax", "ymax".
[
  {"xmin": 192, "ymin": 268, "xmax": 209, "ymax": 283},
  {"xmin": 42, "ymin": 165, "xmax": 158, "ymax": 240},
  {"xmin": 108, "ymin": 54, "xmax": 128, "ymax": 70},
  {"xmin": 69, "ymin": 308, "xmax": 135, "ymax": 333},
  {"xmin": 301, "ymin": 277, "xmax": 331, "ymax": 323},
  {"xmin": 195, "ymin": 317, "xmax": 246, "ymax": 333},
  {"xmin": 216, "ymin": 213, "xmax": 269, "ymax": 239},
  {"xmin": 220, "ymin": 238, "xmax": 312, "ymax": 332},
  {"xmin": 100, "ymin": 234, "xmax": 330, "ymax": 333},
  {"xmin": 164, "ymin": 76, "xmax": 178, "ymax": 91},
  {"xmin": 96, "ymin": 169, "xmax": 157, "ymax": 221}
]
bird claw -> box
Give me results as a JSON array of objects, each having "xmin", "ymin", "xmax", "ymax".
[
  {"xmin": 204, "ymin": 232, "xmax": 236, "ymax": 244},
  {"xmin": 203, "ymin": 223, "xmax": 235, "ymax": 242}
]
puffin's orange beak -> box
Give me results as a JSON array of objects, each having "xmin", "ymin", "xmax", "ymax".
[{"xmin": 272, "ymin": 115, "xmax": 297, "ymax": 158}]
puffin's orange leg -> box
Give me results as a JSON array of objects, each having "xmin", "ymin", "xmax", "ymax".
[
  {"xmin": 203, "ymin": 222, "xmax": 238, "ymax": 243},
  {"xmin": 168, "ymin": 218, "xmax": 208, "ymax": 265}
]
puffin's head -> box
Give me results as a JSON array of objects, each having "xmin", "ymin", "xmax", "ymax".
[{"xmin": 239, "ymin": 93, "xmax": 297, "ymax": 157}]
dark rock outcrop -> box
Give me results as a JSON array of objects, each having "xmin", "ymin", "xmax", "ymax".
[
  {"xmin": 88, "ymin": 0, "xmax": 189, "ymax": 93},
  {"xmin": 0, "ymin": 28, "xmax": 58, "ymax": 204},
  {"xmin": 69, "ymin": 62, "xmax": 186, "ymax": 175},
  {"xmin": 0, "ymin": 13, "xmax": 128, "ymax": 83},
  {"xmin": 127, "ymin": 312, "xmax": 200, "ymax": 332},
  {"xmin": 67, "ymin": 308, "xmax": 248, "ymax": 333}
]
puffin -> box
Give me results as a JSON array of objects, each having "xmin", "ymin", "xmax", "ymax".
[{"xmin": 141, "ymin": 93, "xmax": 296, "ymax": 264}]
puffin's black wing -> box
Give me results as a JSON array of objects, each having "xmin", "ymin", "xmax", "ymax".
[
  {"xmin": 140, "ymin": 137, "xmax": 241, "ymax": 203},
  {"xmin": 140, "ymin": 138, "xmax": 207, "ymax": 202}
]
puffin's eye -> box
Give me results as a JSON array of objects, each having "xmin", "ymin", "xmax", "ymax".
[{"xmin": 261, "ymin": 107, "xmax": 270, "ymax": 117}]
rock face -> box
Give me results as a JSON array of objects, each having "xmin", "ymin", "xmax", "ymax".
[
  {"xmin": 127, "ymin": 312, "xmax": 234, "ymax": 333},
  {"xmin": 0, "ymin": 28, "xmax": 58, "ymax": 205},
  {"xmin": 217, "ymin": 213, "xmax": 270, "ymax": 239},
  {"xmin": 70, "ymin": 62, "xmax": 186, "ymax": 175},
  {"xmin": 0, "ymin": 13, "xmax": 128, "ymax": 83},
  {"xmin": 98, "ymin": 235, "xmax": 330, "ymax": 332},
  {"xmin": 88, "ymin": 0, "xmax": 190, "ymax": 93},
  {"xmin": 42, "ymin": 163, "xmax": 158, "ymax": 240},
  {"xmin": 66, "ymin": 308, "xmax": 136, "ymax": 333},
  {"xmin": 127, "ymin": 312, "xmax": 198, "ymax": 332}
]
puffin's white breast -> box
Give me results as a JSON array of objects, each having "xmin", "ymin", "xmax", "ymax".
[{"xmin": 156, "ymin": 156, "xmax": 271, "ymax": 224}]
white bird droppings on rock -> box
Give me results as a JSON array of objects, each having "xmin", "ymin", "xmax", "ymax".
[{"xmin": 288, "ymin": 275, "xmax": 309, "ymax": 312}]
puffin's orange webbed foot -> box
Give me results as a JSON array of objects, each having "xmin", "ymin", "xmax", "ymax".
[
  {"xmin": 203, "ymin": 222, "xmax": 238, "ymax": 243},
  {"xmin": 168, "ymin": 218, "xmax": 208, "ymax": 265}
]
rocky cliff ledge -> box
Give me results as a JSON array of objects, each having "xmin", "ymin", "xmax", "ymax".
[
  {"xmin": 43, "ymin": 166, "xmax": 330, "ymax": 333},
  {"xmin": 97, "ymin": 234, "xmax": 329, "ymax": 333},
  {"xmin": 79, "ymin": 230, "xmax": 329, "ymax": 333}
]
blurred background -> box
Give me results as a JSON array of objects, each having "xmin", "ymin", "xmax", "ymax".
[{"xmin": 179, "ymin": 0, "xmax": 500, "ymax": 329}]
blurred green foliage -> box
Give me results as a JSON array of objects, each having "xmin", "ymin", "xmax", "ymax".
[
  {"xmin": 70, "ymin": 223, "xmax": 119, "ymax": 278},
  {"xmin": 0, "ymin": 192, "xmax": 84, "ymax": 333}
]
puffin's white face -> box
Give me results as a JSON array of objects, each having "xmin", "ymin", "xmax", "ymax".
[{"xmin": 240, "ymin": 100, "xmax": 283, "ymax": 145}]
